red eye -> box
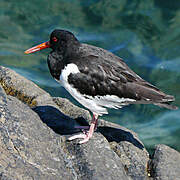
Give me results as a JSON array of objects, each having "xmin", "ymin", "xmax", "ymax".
[{"xmin": 52, "ymin": 37, "xmax": 58, "ymax": 42}]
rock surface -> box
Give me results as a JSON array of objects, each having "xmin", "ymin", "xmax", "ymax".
[
  {"xmin": 150, "ymin": 144, "xmax": 180, "ymax": 180},
  {"xmin": 0, "ymin": 66, "xmax": 180, "ymax": 180}
]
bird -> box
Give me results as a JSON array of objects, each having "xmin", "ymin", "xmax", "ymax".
[{"xmin": 25, "ymin": 29, "xmax": 177, "ymax": 144}]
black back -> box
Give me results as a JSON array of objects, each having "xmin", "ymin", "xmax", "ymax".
[{"xmin": 47, "ymin": 30, "xmax": 177, "ymax": 110}]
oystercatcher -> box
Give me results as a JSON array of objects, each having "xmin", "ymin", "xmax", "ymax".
[{"xmin": 25, "ymin": 29, "xmax": 177, "ymax": 144}]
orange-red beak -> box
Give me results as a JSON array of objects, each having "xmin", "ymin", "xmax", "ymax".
[{"xmin": 24, "ymin": 41, "xmax": 51, "ymax": 54}]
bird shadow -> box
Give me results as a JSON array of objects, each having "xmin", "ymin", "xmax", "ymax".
[
  {"xmin": 98, "ymin": 127, "xmax": 144, "ymax": 149},
  {"xmin": 33, "ymin": 105, "xmax": 144, "ymax": 150}
]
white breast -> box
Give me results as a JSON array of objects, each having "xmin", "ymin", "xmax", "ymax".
[
  {"xmin": 60, "ymin": 63, "xmax": 80, "ymax": 82},
  {"xmin": 59, "ymin": 63, "xmax": 135, "ymax": 116},
  {"xmin": 59, "ymin": 63, "xmax": 108, "ymax": 115}
]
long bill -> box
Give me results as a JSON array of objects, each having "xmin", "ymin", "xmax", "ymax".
[{"xmin": 24, "ymin": 41, "xmax": 50, "ymax": 54}]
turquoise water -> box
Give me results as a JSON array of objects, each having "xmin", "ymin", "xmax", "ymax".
[{"xmin": 0, "ymin": 0, "xmax": 180, "ymax": 152}]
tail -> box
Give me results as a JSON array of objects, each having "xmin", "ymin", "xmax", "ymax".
[
  {"xmin": 125, "ymin": 81, "xmax": 178, "ymax": 110},
  {"xmin": 154, "ymin": 95, "xmax": 178, "ymax": 110}
]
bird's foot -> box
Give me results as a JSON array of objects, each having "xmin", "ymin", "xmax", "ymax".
[
  {"xmin": 68, "ymin": 129, "xmax": 93, "ymax": 144},
  {"xmin": 68, "ymin": 113, "xmax": 98, "ymax": 144}
]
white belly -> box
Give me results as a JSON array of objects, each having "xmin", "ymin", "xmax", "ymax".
[
  {"xmin": 59, "ymin": 63, "xmax": 135, "ymax": 116},
  {"xmin": 59, "ymin": 63, "xmax": 108, "ymax": 115}
]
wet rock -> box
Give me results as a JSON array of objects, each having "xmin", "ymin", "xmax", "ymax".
[{"xmin": 151, "ymin": 144, "xmax": 180, "ymax": 180}]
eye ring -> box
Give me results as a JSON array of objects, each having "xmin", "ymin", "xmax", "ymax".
[{"xmin": 52, "ymin": 37, "xmax": 58, "ymax": 42}]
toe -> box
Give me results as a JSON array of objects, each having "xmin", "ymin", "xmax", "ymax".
[
  {"xmin": 68, "ymin": 133, "xmax": 86, "ymax": 141},
  {"xmin": 78, "ymin": 137, "xmax": 90, "ymax": 144}
]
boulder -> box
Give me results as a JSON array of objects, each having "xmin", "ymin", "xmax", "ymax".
[
  {"xmin": 0, "ymin": 84, "xmax": 131, "ymax": 180},
  {"xmin": 150, "ymin": 144, "xmax": 180, "ymax": 180},
  {"xmin": 1, "ymin": 66, "xmax": 180, "ymax": 180},
  {"xmin": 0, "ymin": 67, "xmax": 130, "ymax": 179}
]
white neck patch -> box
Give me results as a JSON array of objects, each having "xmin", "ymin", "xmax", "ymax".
[{"xmin": 60, "ymin": 63, "xmax": 80, "ymax": 83}]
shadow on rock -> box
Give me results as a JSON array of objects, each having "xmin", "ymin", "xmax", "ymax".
[
  {"xmin": 33, "ymin": 105, "xmax": 144, "ymax": 150},
  {"xmin": 33, "ymin": 105, "xmax": 80, "ymax": 135},
  {"xmin": 98, "ymin": 126, "xmax": 144, "ymax": 150}
]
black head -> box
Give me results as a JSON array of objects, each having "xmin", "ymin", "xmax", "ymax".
[
  {"xmin": 49, "ymin": 29, "xmax": 80, "ymax": 51},
  {"xmin": 25, "ymin": 29, "xmax": 80, "ymax": 54},
  {"xmin": 24, "ymin": 29, "xmax": 80, "ymax": 80}
]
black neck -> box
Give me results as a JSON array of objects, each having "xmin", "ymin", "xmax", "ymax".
[{"xmin": 47, "ymin": 41, "xmax": 80, "ymax": 80}]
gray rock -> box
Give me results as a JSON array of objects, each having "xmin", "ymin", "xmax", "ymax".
[
  {"xmin": 0, "ymin": 66, "xmax": 80, "ymax": 133},
  {"xmin": 64, "ymin": 134, "xmax": 130, "ymax": 180},
  {"xmin": 0, "ymin": 66, "xmax": 55, "ymax": 107},
  {"xmin": 96, "ymin": 119, "xmax": 150, "ymax": 180},
  {"xmin": 0, "ymin": 67, "xmax": 91, "ymax": 129},
  {"xmin": 0, "ymin": 85, "xmax": 130, "ymax": 180},
  {"xmin": 53, "ymin": 97, "xmax": 151, "ymax": 180},
  {"xmin": 53, "ymin": 97, "xmax": 91, "ymax": 124},
  {"xmin": 0, "ymin": 86, "xmax": 73, "ymax": 179},
  {"xmin": 1, "ymin": 65, "xmax": 179, "ymax": 180},
  {"xmin": 53, "ymin": 96, "xmax": 152, "ymax": 180},
  {"xmin": 110, "ymin": 141, "xmax": 150, "ymax": 180},
  {"xmin": 151, "ymin": 144, "xmax": 180, "ymax": 180},
  {"xmin": 0, "ymin": 68, "xmax": 131, "ymax": 179}
]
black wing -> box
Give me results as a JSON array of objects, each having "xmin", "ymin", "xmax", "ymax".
[{"xmin": 68, "ymin": 55, "xmax": 176, "ymax": 109}]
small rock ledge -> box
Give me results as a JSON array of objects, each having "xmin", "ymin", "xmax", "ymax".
[{"xmin": 0, "ymin": 66, "xmax": 180, "ymax": 180}]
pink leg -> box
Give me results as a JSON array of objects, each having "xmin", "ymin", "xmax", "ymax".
[{"xmin": 68, "ymin": 113, "xmax": 98, "ymax": 144}]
